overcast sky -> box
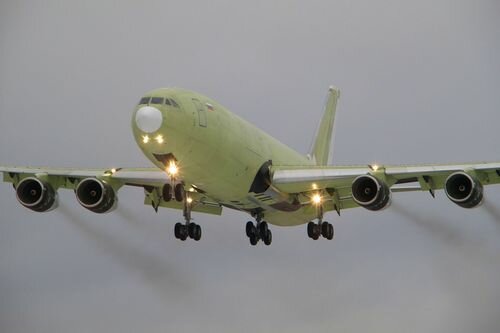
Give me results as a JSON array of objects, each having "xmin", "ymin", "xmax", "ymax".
[{"xmin": 1, "ymin": 1, "xmax": 500, "ymax": 332}]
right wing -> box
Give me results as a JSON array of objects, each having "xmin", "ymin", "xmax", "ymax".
[{"xmin": 0, "ymin": 166, "xmax": 222, "ymax": 215}]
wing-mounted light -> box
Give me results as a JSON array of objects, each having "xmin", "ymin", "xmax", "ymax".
[
  {"xmin": 75, "ymin": 178, "xmax": 117, "ymax": 213},
  {"xmin": 351, "ymin": 175, "xmax": 391, "ymax": 211},
  {"xmin": 15, "ymin": 176, "xmax": 58, "ymax": 212},
  {"xmin": 444, "ymin": 171, "xmax": 483, "ymax": 208}
]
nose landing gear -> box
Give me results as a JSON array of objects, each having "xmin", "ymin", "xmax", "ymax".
[
  {"xmin": 173, "ymin": 191, "xmax": 202, "ymax": 241},
  {"xmin": 163, "ymin": 162, "xmax": 202, "ymax": 242}
]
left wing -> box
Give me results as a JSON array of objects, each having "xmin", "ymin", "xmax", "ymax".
[
  {"xmin": 270, "ymin": 162, "xmax": 500, "ymax": 212},
  {"xmin": 0, "ymin": 166, "xmax": 221, "ymax": 215}
]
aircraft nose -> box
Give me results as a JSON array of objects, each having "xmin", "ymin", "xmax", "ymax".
[{"xmin": 135, "ymin": 106, "xmax": 163, "ymax": 133}]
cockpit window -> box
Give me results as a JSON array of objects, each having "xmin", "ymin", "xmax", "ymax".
[
  {"xmin": 151, "ymin": 97, "xmax": 164, "ymax": 104},
  {"xmin": 164, "ymin": 98, "xmax": 171, "ymax": 106},
  {"xmin": 139, "ymin": 97, "xmax": 151, "ymax": 105},
  {"xmin": 170, "ymin": 99, "xmax": 180, "ymax": 108}
]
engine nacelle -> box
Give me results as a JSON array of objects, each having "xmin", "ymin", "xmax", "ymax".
[
  {"xmin": 351, "ymin": 175, "xmax": 391, "ymax": 211},
  {"xmin": 76, "ymin": 178, "xmax": 117, "ymax": 213},
  {"xmin": 444, "ymin": 172, "xmax": 483, "ymax": 208},
  {"xmin": 15, "ymin": 177, "xmax": 58, "ymax": 212}
]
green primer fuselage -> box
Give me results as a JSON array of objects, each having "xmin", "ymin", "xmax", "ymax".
[{"xmin": 132, "ymin": 88, "xmax": 317, "ymax": 226}]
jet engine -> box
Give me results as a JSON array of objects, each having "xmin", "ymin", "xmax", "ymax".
[
  {"xmin": 444, "ymin": 171, "xmax": 483, "ymax": 208},
  {"xmin": 351, "ymin": 175, "xmax": 391, "ymax": 211},
  {"xmin": 15, "ymin": 177, "xmax": 58, "ymax": 212},
  {"xmin": 76, "ymin": 178, "xmax": 117, "ymax": 213}
]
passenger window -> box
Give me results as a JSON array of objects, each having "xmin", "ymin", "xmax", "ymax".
[
  {"xmin": 139, "ymin": 97, "xmax": 151, "ymax": 105},
  {"xmin": 151, "ymin": 97, "xmax": 164, "ymax": 104}
]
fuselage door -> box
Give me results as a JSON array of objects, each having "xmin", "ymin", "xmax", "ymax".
[{"xmin": 192, "ymin": 98, "xmax": 207, "ymax": 127}]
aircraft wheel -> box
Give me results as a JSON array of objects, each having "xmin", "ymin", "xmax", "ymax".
[
  {"xmin": 307, "ymin": 221, "xmax": 315, "ymax": 238},
  {"xmin": 246, "ymin": 221, "xmax": 256, "ymax": 238},
  {"xmin": 263, "ymin": 229, "xmax": 272, "ymax": 246},
  {"xmin": 249, "ymin": 234, "xmax": 259, "ymax": 246},
  {"xmin": 311, "ymin": 224, "xmax": 321, "ymax": 240},
  {"xmin": 163, "ymin": 184, "xmax": 173, "ymax": 202},
  {"xmin": 321, "ymin": 222, "xmax": 330, "ymax": 238},
  {"xmin": 174, "ymin": 183, "xmax": 184, "ymax": 202},
  {"xmin": 176, "ymin": 224, "xmax": 188, "ymax": 241},
  {"xmin": 174, "ymin": 222, "xmax": 182, "ymax": 239},
  {"xmin": 193, "ymin": 224, "xmax": 202, "ymax": 241},
  {"xmin": 188, "ymin": 223, "xmax": 197, "ymax": 239},
  {"xmin": 326, "ymin": 223, "xmax": 334, "ymax": 240},
  {"xmin": 259, "ymin": 221, "xmax": 269, "ymax": 238}
]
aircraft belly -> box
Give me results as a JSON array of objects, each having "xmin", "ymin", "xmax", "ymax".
[{"xmin": 263, "ymin": 207, "xmax": 317, "ymax": 227}]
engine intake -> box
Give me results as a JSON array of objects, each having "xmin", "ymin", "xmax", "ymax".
[
  {"xmin": 16, "ymin": 177, "xmax": 58, "ymax": 212},
  {"xmin": 351, "ymin": 175, "xmax": 391, "ymax": 211},
  {"xmin": 444, "ymin": 172, "xmax": 483, "ymax": 208},
  {"xmin": 76, "ymin": 178, "xmax": 117, "ymax": 213}
]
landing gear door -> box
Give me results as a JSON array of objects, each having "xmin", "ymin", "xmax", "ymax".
[{"xmin": 192, "ymin": 98, "xmax": 207, "ymax": 127}]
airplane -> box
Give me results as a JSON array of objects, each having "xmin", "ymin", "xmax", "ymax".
[{"xmin": 1, "ymin": 86, "xmax": 499, "ymax": 246}]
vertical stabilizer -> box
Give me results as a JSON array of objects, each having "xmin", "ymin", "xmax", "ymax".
[{"xmin": 309, "ymin": 86, "xmax": 340, "ymax": 165}]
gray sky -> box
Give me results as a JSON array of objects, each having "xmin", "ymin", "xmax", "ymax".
[{"xmin": 1, "ymin": 0, "xmax": 500, "ymax": 332}]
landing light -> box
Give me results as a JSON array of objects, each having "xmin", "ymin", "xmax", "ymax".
[
  {"xmin": 186, "ymin": 197, "xmax": 193, "ymax": 204},
  {"xmin": 142, "ymin": 135, "xmax": 150, "ymax": 144},
  {"xmin": 167, "ymin": 161, "xmax": 178, "ymax": 176},
  {"xmin": 155, "ymin": 134, "xmax": 164, "ymax": 144},
  {"xmin": 312, "ymin": 194, "xmax": 322, "ymax": 205}
]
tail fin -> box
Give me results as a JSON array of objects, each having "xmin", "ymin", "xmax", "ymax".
[{"xmin": 308, "ymin": 86, "xmax": 340, "ymax": 165}]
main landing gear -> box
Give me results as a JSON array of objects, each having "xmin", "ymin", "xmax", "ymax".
[
  {"xmin": 307, "ymin": 221, "xmax": 334, "ymax": 240},
  {"xmin": 307, "ymin": 202, "xmax": 334, "ymax": 240},
  {"xmin": 246, "ymin": 212, "xmax": 272, "ymax": 246}
]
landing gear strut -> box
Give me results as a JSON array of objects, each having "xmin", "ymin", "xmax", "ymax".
[
  {"xmin": 307, "ymin": 203, "xmax": 334, "ymax": 240},
  {"xmin": 246, "ymin": 212, "xmax": 272, "ymax": 246},
  {"xmin": 173, "ymin": 193, "xmax": 202, "ymax": 241},
  {"xmin": 163, "ymin": 163, "xmax": 202, "ymax": 242}
]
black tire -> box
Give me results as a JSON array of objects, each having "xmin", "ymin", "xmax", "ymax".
[
  {"xmin": 312, "ymin": 224, "xmax": 320, "ymax": 240},
  {"xmin": 178, "ymin": 225, "xmax": 188, "ymax": 241},
  {"xmin": 327, "ymin": 223, "xmax": 334, "ymax": 240},
  {"xmin": 174, "ymin": 222, "xmax": 182, "ymax": 239},
  {"xmin": 175, "ymin": 223, "xmax": 189, "ymax": 241},
  {"xmin": 246, "ymin": 221, "xmax": 255, "ymax": 238},
  {"xmin": 163, "ymin": 184, "xmax": 173, "ymax": 202},
  {"xmin": 259, "ymin": 221, "xmax": 269, "ymax": 238},
  {"xmin": 194, "ymin": 224, "xmax": 202, "ymax": 241},
  {"xmin": 307, "ymin": 222, "xmax": 315, "ymax": 238},
  {"xmin": 263, "ymin": 229, "xmax": 272, "ymax": 246},
  {"xmin": 250, "ymin": 234, "xmax": 258, "ymax": 246},
  {"xmin": 174, "ymin": 183, "xmax": 184, "ymax": 202},
  {"xmin": 321, "ymin": 222, "xmax": 329, "ymax": 238},
  {"xmin": 188, "ymin": 223, "xmax": 197, "ymax": 239}
]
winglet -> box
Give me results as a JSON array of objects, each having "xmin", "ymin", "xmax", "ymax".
[{"xmin": 308, "ymin": 86, "xmax": 340, "ymax": 165}]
